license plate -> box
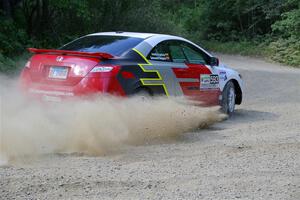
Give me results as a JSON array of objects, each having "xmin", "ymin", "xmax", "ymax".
[{"xmin": 49, "ymin": 66, "xmax": 68, "ymax": 79}]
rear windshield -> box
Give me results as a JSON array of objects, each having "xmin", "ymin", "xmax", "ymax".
[{"xmin": 60, "ymin": 35, "xmax": 143, "ymax": 56}]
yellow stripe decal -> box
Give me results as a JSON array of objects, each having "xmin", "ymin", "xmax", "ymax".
[{"xmin": 132, "ymin": 48, "xmax": 169, "ymax": 96}]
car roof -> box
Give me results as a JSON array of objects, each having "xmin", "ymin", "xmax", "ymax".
[
  {"xmin": 87, "ymin": 31, "xmax": 213, "ymax": 58},
  {"xmin": 88, "ymin": 31, "xmax": 178, "ymax": 40}
]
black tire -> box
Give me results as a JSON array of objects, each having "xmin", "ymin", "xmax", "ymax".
[{"xmin": 221, "ymin": 81, "xmax": 236, "ymax": 116}]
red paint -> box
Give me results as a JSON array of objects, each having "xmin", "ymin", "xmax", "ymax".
[
  {"xmin": 28, "ymin": 48, "xmax": 113, "ymax": 59},
  {"xmin": 173, "ymin": 63, "xmax": 211, "ymax": 79},
  {"xmin": 20, "ymin": 53, "xmax": 125, "ymax": 100},
  {"xmin": 27, "ymin": 54, "xmax": 100, "ymax": 86},
  {"xmin": 20, "ymin": 51, "xmax": 220, "ymax": 105},
  {"xmin": 121, "ymin": 71, "xmax": 135, "ymax": 79},
  {"xmin": 174, "ymin": 63, "xmax": 220, "ymax": 105}
]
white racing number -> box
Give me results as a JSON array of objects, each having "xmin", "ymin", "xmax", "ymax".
[{"xmin": 200, "ymin": 74, "xmax": 219, "ymax": 90}]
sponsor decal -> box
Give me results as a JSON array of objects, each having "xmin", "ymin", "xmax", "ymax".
[
  {"xmin": 132, "ymin": 48, "xmax": 170, "ymax": 96},
  {"xmin": 200, "ymin": 74, "xmax": 219, "ymax": 90},
  {"xmin": 132, "ymin": 48, "xmax": 198, "ymax": 96},
  {"xmin": 150, "ymin": 53, "xmax": 170, "ymax": 61},
  {"xmin": 219, "ymin": 71, "xmax": 227, "ymax": 81}
]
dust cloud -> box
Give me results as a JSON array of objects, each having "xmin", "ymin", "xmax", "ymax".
[{"xmin": 0, "ymin": 74, "xmax": 225, "ymax": 164}]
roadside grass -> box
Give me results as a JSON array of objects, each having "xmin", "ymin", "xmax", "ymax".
[
  {"xmin": 268, "ymin": 37, "xmax": 300, "ymax": 67},
  {"xmin": 202, "ymin": 40, "xmax": 300, "ymax": 68},
  {"xmin": 202, "ymin": 40, "xmax": 268, "ymax": 57}
]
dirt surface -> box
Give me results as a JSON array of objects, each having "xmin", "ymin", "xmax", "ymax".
[{"xmin": 1, "ymin": 55, "xmax": 300, "ymax": 200}]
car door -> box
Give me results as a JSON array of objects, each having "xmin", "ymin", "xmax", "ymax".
[
  {"xmin": 146, "ymin": 41, "xmax": 176, "ymax": 96},
  {"xmin": 168, "ymin": 40, "xmax": 220, "ymax": 104}
]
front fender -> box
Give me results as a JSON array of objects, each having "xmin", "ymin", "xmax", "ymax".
[{"xmin": 207, "ymin": 63, "xmax": 244, "ymax": 104}]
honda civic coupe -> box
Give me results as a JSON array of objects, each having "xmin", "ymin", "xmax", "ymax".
[{"xmin": 20, "ymin": 32, "xmax": 244, "ymax": 114}]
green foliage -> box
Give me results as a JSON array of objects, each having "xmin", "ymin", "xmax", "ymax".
[
  {"xmin": 0, "ymin": 19, "xmax": 28, "ymax": 56},
  {"xmin": 0, "ymin": 52, "xmax": 29, "ymax": 74},
  {"xmin": 202, "ymin": 40, "xmax": 268, "ymax": 57},
  {"xmin": 0, "ymin": 0, "xmax": 299, "ymax": 73},
  {"xmin": 272, "ymin": 3, "xmax": 300, "ymax": 38},
  {"xmin": 0, "ymin": 53, "xmax": 15, "ymax": 73},
  {"xmin": 175, "ymin": 0, "xmax": 287, "ymax": 41},
  {"xmin": 268, "ymin": 37, "xmax": 300, "ymax": 66}
]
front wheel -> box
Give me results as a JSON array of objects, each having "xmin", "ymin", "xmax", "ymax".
[{"xmin": 221, "ymin": 81, "xmax": 236, "ymax": 115}]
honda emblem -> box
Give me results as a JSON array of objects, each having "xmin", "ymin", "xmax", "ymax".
[{"xmin": 56, "ymin": 56, "xmax": 64, "ymax": 62}]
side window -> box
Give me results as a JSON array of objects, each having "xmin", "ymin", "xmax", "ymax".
[
  {"xmin": 148, "ymin": 42, "xmax": 171, "ymax": 62},
  {"xmin": 182, "ymin": 44, "xmax": 207, "ymax": 64},
  {"xmin": 169, "ymin": 44, "xmax": 187, "ymax": 63},
  {"xmin": 148, "ymin": 40, "xmax": 210, "ymax": 64}
]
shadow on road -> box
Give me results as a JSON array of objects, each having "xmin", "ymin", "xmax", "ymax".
[
  {"xmin": 230, "ymin": 109, "xmax": 279, "ymax": 123},
  {"xmin": 179, "ymin": 108, "xmax": 279, "ymax": 144}
]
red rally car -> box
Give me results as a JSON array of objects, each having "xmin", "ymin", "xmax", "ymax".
[{"xmin": 20, "ymin": 32, "xmax": 244, "ymax": 114}]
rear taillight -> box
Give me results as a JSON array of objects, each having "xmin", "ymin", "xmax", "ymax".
[
  {"xmin": 90, "ymin": 66, "xmax": 114, "ymax": 73},
  {"xmin": 87, "ymin": 65, "xmax": 120, "ymax": 77},
  {"xmin": 25, "ymin": 61, "xmax": 31, "ymax": 68},
  {"xmin": 73, "ymin": 64, "xmax": 89, "ymax": 76}
]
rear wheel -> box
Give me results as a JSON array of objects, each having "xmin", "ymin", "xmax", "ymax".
[
  {"xmin": 134, "ymin": 88, "xmax": 152, "ymax": 100},
  {"xmin": 221, "ymin": 81, "xmax": 236, "ymax": 115}
]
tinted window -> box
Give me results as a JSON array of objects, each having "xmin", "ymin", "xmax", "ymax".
[
  {"xmin": 60, "ymin": 35, "xmax": 143, "ymax": 56},
  {"xmin": 168, "ymin": 41, "xmax": 208, "ymax": 64},
  {"xmin": 181, "ymin": 44, "xmax": 206, "ymax": 64},
  {"xmin": 169, "ymin": 44, "xmax": 186, "ymax": 63},
  {"xmin": 148, "ymin": 42, "xmax": 171, "ymax": 61},
  {"xmin": 148, "ymin": 40, "xmax": 210, "ymax": 64}
]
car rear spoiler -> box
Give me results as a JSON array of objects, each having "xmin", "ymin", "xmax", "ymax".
[{"xmin": 28, "ymin": 48, "xmax": 114, "ymax": 59}]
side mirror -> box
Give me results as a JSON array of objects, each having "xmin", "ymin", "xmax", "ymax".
[{"xmin": 210, "ymin": 57, "xmax": 219, "ymax": 66}]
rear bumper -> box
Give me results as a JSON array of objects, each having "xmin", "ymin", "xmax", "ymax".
[{"xmin": 20, "ymin": 69, "xmax": 125, "ymax": 101}]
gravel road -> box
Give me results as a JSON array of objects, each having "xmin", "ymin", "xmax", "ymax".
[{"xmin": 1, "ymin": 55, "xmax": 299, "ymax": 200}]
